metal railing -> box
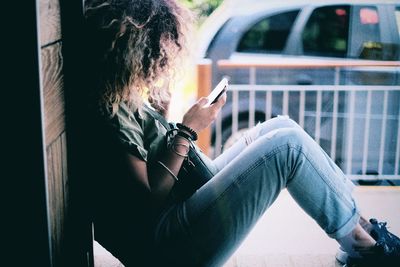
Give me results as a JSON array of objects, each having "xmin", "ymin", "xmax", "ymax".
[{"xmin": 197, "ymin": 59, "xmax": 400, "ymax": 181}]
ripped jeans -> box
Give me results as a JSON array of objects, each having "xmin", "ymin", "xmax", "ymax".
[{"xmin": 154, "ymin": 116, "xmax": 360, "ymax": 267}]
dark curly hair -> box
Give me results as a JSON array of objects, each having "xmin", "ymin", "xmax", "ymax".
[{"xmin": 84, "ymin": 0, "xmax": 191, "ymax": 115}]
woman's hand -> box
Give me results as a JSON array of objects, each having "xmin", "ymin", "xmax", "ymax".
[{"xmin": 182, "ymin": 92, "xmax": 226, "ymax": 133}]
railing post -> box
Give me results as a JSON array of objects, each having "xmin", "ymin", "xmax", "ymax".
[{"xmin": 196, "ymin": 59, "xmax": 212, "ymax": 155}]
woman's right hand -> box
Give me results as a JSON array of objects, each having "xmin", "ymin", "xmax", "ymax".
[{"xmin": 181, "ymin": 93, "xmax": 226, "ymax": 133}]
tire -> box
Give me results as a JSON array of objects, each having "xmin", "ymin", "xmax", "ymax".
[
  {"xmin": 217, "ymin": 114, "xmax": 266, "ymax": 155},
  {"xmin": 221, "ymin": 120, "xmax": 250, "ymax": 152}
]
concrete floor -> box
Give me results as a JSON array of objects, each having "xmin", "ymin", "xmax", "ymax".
[{"xmin": 94, "ymin": 186, "xmax": 400, "ymax": 267}]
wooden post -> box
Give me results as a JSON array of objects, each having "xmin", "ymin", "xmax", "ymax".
[{"xmin": 196, "ymin": 59, "xmax": 212, "ymax": 155}]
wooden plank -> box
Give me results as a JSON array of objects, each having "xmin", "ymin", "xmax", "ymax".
[
  {"xmin": 46, "ymin": 134, "xmax": 68, "ymax": 266},
  {"xmin": 60, "ymin": 132, "xmax": 69, "ymax": 212},
  {"xmin": 39, "ymin": 0, "xmax": 61, "ymax": 47},
  {"xmin": 41, "ymin": 42, "xmax": 65, "ymax": 146}
]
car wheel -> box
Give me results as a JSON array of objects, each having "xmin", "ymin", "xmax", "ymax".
[
  {"xmin": 223, "ymin": 128, "xmax": 249, "ymax": 151},
  {"xmin": 356, "ymin": 170, "xmax": 382, "ymax": 186},
  {"xmin": 219, "ymin": 120, "xmax": 255, "ymax": 153}
]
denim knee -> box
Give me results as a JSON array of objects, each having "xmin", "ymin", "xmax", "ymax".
[
  {"xmin": 258, "ymin": 115, "xmax": 303, "ymax": 137},
  {"xmin": 275, "ymin": 115, "xmax": 303, "ymax": 130},
  {"xmin": 262, "ymin": 126, "xmax": 307, "ymax": 149}
]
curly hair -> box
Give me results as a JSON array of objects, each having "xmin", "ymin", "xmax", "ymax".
[{"xmin": 84, "ymin": 0, "xmax": 192, "ymax": 115}]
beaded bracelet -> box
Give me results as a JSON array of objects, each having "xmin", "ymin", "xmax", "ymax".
[
  {"xmin": 176, "ymin": 123, "xmax": 198, "ymax": 141},
  {"xmin": 176, "ymin": 130, "xmax": 194, "ymax": 142}
]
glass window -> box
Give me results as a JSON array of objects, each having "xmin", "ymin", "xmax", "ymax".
[
  {"xmin": 237, "ymin": 10, "xmax": 299, "ymax": 54},
  {"xmin": 352, "ymin": 6, "xmax": 381, "ymax": 59},
  {"xmin": 302, "ymin": 5, "xmax": 350, "ymax": 58}
]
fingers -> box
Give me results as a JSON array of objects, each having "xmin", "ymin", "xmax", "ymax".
[
  {"xmin": 207, "ymin": 93, "xmax": 226, "ymax": 120},
  {"xmin": 182, "ymin": 94, "xmax": 225, "ymax": 132},
  {"xmin": 213, "ymin": 92, "xmax": 227, "ymax": 109},
  {"xmin": 197, "ymin": 97, "xmax": 208, "ymax": 106}
]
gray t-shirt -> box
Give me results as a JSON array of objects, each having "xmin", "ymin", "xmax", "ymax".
[{"xmin": 109, "ymin": 102, "xmax": 167, "ymax": 163}]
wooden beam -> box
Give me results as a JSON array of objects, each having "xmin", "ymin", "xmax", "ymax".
[
  {"xmin": 39, "ymin": 0, "xmax": 62, "ymax": 47},
  {"xmin": 42, "ymin": 43, "xmax": 65, "ymax": 145},
  {"xmin": 46, "ymin": 133, "xmax": 68, "ymax": 266}
]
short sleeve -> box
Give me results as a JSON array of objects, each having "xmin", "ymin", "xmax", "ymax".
[{"xmin": 110, "ymin": 104, "xmax": 148, "ymax": 161}]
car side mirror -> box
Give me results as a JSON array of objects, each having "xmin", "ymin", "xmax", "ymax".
[{"xmin": 358, "ymin": 41, "xmax": 400, "ymax": 60}]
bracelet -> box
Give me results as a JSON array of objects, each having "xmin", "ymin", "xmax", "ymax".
[
  {"xmin": 176, "ymin": 130, "xmax": 194, "ymax": 142},
  {"xmin": 157, "ymin": 161, "xmax": 179, "ymax": 181},
  {"xmin": 177, "ymin": 123, "xmax": 198, "ymax": 141},
  {"xmin": 167, "ymin": 128, "xmax": 179, "ymax": 136},
  {"xmin": 166, "ymin": 127, "xmax": 178, "ymax": 148},
  {"xmin": 171, "ymin": 142, "xmax": 189, "ymax": 158}
]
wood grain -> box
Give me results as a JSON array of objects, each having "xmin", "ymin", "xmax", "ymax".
[
  {"xmin": 39, "ymin": 0, "xmax": 61, "ymax": 47},
  {"xmin": 46, "ymin": 133, "xmax": 68, "ymax": 265},
  {"xmin": 41, "ymin": 42, "xmax": 65, "ymax": 146}
]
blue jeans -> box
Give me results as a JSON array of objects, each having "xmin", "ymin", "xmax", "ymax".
[{"xmin": 154, "ymin": 116, "xmax": 360, "ymax": 267}]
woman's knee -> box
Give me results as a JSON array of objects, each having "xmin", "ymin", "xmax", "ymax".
[
  {"xmin": 243, "ymin": 116, "xmax": 305, "ymax": 147},
  {"xmin": 259, "ymin": 115, "xmax": 302, "ymax": 136},
  {"xmin": 261, "ymin": 126, "xmax": 308, "ymax": 148}
]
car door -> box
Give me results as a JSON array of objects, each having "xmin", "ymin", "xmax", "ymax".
[
  {"xmin": 293, "ymin": 4, "xmax": 352, "ymax": 85},
  {"xmin": 342, "ymin": 4, "xmax": 400, "ymax": 176}
]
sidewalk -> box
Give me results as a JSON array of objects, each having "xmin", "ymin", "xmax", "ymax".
[
  {"xmin": 93, "ymin": 186, "xmax": 400, "ymax": 267},
  {"xmin": 224, "ymin": 186, "xmax": 400, "ymax": 267}
]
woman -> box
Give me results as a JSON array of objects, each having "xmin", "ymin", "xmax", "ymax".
[{"xmin": 83, "ymin": 1, "xmax": 399, "ymax": 266}]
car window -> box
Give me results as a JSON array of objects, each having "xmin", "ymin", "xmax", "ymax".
[
  {"xmin": 352, "ymin": 6, "xmax": 382, "ymax": 60},
  {"xmin": 237, "ymin": 10, "xmax": 300, "ymax": 54},
  {"xmin": 302, "ymin": 5, "xmax": 350, "ymax": 58}
]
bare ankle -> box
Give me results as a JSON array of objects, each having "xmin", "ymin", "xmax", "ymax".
[
  {"xmin": 359, "ymin": 216, "xmax": 372, "ymax": 234},
  {"xmin": 352, "ymin": 224, "xmax": 376, "ymax": 248},
  {"xmin": 337, "ymin": 224, "xmax": 375, "ymax": 257}
]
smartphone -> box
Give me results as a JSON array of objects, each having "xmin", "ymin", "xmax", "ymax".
[{"xmin": 204, "ymin": 77, "xmax": 228, "ymax": 107}]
